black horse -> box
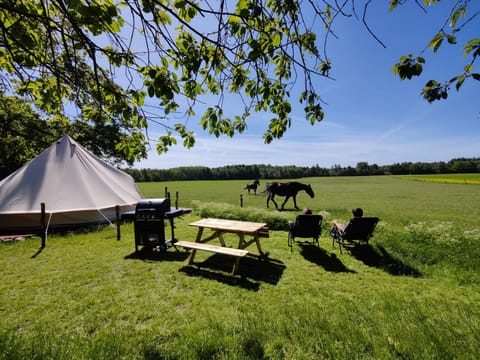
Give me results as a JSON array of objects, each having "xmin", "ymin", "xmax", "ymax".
[
  {"xmin": 244, "ymin": 179, "xmax": 260, "ymax": 194},
  {"xmin": 265, "ymin": 182, "xmax": 315, "ymax": 210}
]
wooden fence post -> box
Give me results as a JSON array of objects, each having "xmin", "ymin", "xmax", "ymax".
[
  {"xmin": 40, "ymin": 203, "xmax": 46, "ymax": 248},
  {"xmin": 116, "ymin": 205, "xmax": 121, "ymax": 240}
]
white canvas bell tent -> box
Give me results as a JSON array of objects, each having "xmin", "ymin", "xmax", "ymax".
[{"xmin": 0, "ymin": 135, "xmax": 142, "ymax": 232}]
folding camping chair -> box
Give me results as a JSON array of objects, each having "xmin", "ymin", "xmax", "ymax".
[
  {"xmin": 288, "ymin": 214, "xmax": 323, "ymax": 251},
  {"xmin": 330, "ymin": 217, "xmax": 379, "ymax": 253}
]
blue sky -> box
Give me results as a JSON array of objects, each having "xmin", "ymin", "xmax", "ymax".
[{"xmin": 134, "ymin": 2, "xmax": 479, "ymax": 170}]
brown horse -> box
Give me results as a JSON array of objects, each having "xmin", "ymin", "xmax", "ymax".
[
  {"xmin": 265, "ymin": 182, "xmax": 315, "ymax": 210},
  {"xmin": 244, "ymin": 179, "xmax": 260, "ymax": 194}
]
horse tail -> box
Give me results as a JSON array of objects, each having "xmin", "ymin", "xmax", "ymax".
[{"xmin": 261, "ymin": 183, "xmax": 273, "ymax": 194}]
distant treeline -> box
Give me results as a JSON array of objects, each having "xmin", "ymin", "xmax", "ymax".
[{"xmin": 124, "ymin": 158, "xmax": 480, "ymax": 182}]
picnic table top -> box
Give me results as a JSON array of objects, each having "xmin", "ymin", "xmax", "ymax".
[{"xmin": 189, "ymin": 218, "xmax": 267, "ymax": 234}]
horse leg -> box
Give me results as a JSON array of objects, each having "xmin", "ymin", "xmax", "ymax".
[
  {"xmin": 269, "ymin": 194, "xmax": 278, "ymax": 209},
  {"xmin": 272, "ymin": 198, "xmax": 278, "ymax": 209},
  {"xmin": 292, "ymin": 195, "xmax": 299, "ymax": 210},
  {"xmin": 281, "ymin": 196, "xmax": 290, "ymax": 210}
]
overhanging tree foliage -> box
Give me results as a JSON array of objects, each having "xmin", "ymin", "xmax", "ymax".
[
  {"xmin": 390, "ymin": 1, "xmax": 480, "ymax": 102},
  {"xmin": 0, "ymin": 93, "xmax": 54, "ymax": 179},
  {"xmin": 0, "ymin": 92, "xmax": 147, "ymax": 178},
  {"xmin": 0, "ymin": 0, "xmax": 478, "ymax": 164}
]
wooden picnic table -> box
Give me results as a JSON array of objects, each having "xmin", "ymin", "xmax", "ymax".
[{"xmin": 175, "ymin": 218, "xmax": 269, "ymax": 274}]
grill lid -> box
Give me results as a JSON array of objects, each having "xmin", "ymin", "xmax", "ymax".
[{"xmin": 135, "ymin": 198, "xmax": 171, "ymax": 214}]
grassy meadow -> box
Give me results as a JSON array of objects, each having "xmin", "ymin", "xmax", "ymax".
[{"xmin": 1, "ymin": 175, "xmax": 480, "ymax": 359}]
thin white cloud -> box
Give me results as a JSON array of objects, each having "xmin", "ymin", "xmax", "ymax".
[{"xmin": 378, "ymin": 125, "xmax": 405, "ymax": 140}]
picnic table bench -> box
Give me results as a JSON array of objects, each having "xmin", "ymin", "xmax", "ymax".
[{"xmin": 175, "ymin": 218, "xmax": 269, "ymax": 274}]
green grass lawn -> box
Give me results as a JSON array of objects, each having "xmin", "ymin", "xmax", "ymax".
[{"xmin": 1, "ymin": 175, "xmax": 480, "ymax": 359}]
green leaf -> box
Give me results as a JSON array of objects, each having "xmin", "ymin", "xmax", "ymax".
[
  {"xmin": 235, "ymin": 0, "xmax": 250, "ymax": 17},
  {"xmin": 173, "ymin": 0, "xmax": 187, "ymax": 10},
  {"xmin": 421, "ymin": 80, "xmax": 449, "ymax": 103},
  {"xmin": 272, "ymin": 33, "xmax": 282, "ymax": 47},
  {"xmin": 263, "ymin": 132, "xmax": 273, "ymax": 144},
  {"xmin": 446, "ymin": 34, "xmax": 456, "ymax": 45},
  {"xmin": 463, "ymin": 38, "xmax": 480, "ymax": 57},
  {"xmin": 389, "ymin": 0, "xmax": 400, "ymax": 11},
  {"xmin": 455, "ymin": 76, "xmax": 465, "ymax": 91},
  {"xmin": 156, "ymin": 9, "xmax": 172, "ymax": 25},
  {"xmin": 392, "ymin": 54, "xmax": 423, "ymax": 80},
  {"xmin": 157, "ymin": 132, "xmax": 177, "ymax": 154},
  {"xmin": 428, "ymin": 33, "xmax": 444, "ymax": 53},
  {"xmin": 450, "ymin": 6, "xmax": 466, "ymax": 29},
  {"xmin": 228, "ymin": 14, "xmax": 242, "ymax": 24}
]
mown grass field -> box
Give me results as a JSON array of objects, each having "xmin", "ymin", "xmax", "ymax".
[{"xmin": 1, "ymin": 175, "xmax": 480, "ymax": 359}]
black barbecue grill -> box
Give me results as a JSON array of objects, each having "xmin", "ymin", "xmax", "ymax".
[{"xmin": 134, "ymin": 198, "xmax": 186, "ymax": 252}]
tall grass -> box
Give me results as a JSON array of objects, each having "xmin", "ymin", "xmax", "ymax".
[{"xmin": 1, "ymin": 176, "xmax": 480, "ymax": 359}]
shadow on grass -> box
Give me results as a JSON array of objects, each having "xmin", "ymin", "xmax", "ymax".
[
  {"xmin": 124, "ymin": 246, "xmax": 190, "ymax": 262},
  {"xmin": 179, "ymin": 266, "xmax": 261, "ymax": 291},
  {"xmin": 298, "ymin": 244, "xmax": 355, "ymax": 273},
  {"xmin": 347, "ymin": 243, "xmax": 422, "ymax": 277},
  {"xmin": 179, "ymin": 253, "xmax": 286, "ymax": 291},
  {"xmin": 274, "ymin": 208, "xmax": 300, "ymax": 212}
]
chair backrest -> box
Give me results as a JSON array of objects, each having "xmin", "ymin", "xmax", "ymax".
[
  {"xmin": 342, "ymin": 217, "xmax": 379, "ymax": 241},
  {"xmin": 292, "ymin": 214, "xmax": 323, "ymax": 238}
]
